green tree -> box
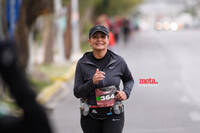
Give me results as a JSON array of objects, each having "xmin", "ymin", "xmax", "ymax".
[
  {"xmin": 93, "ymin": 0, "xmax": 143, "ymax": 18},
  {"xmin": 14, "ymin": 0, "xmax": 54, "ymax": 70}
]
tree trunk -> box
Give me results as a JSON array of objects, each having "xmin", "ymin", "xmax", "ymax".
[
  {"xmin": 0, "ymin": 0, "xmax": 8, "ymax": 40},
  {"xmin": 43, "ymin": 15, "xmax": 55, "ymax": 64},
  {"xmin": 14, "ymin": 0, "xmax": 54, "ymax": 71},
  {"xmin": 14, "ymin": 1, "xmax": 29, "ymax": 71},
  {"xmin": 64, "ymin": 2, "xmax": 72, "ymax": 59}
]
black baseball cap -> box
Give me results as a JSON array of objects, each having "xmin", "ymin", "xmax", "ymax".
[{"xmin": 89, "ymin": 25, "xmax": 109, "ymax": 38}]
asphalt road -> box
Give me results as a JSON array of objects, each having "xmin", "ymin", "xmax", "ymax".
[{"xmin": 51, "ymin": 29, "xmax": 200, "ymax": 133}]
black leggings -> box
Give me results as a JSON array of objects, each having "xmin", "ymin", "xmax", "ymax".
[{"xmin": 81, "ymin": 112, "xmax": 124, "ymax": 133}]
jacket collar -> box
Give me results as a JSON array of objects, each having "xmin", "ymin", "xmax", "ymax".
[{"xmin": 81, "ymin": 50, "xmax": 118, "ymax": 67}]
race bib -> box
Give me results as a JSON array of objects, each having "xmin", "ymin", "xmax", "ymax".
[{"xmin": 95, "ymin": 86, "xmax": 117, "ymax": 107}]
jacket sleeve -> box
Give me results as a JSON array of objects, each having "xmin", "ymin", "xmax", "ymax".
[
  {"xmin": 73, "ymin": 61, "xmax": 95, "ymax": 98},
  {"xmin": 120, "ymin": 58, "xmax": 134, "ymax": 99}
]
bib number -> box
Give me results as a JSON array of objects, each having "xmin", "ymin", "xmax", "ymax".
[
  {"xmin": 99, "ymin": 94, "xmax": 115, "ymax": 101},
  {"xmin": 95, "ymin": 86, "xmax": 116, "ymax": 107}
]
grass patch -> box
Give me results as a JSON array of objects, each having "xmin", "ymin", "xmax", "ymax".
[
  {"xmin": 30, "ymin": 79, "xmax": 52, "ymax": 94},
  {"xmin": 30, "ymin": 64, "xmax": 70, "ymax": 94},
  {"xmin": 0, "ymin": 96, "xmax": 20, "ymax": 116},
  {"xmin": 35, "ymin": 64, "xmax": 70, "ymax": 79}
]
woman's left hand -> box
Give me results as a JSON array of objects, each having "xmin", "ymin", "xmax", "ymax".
[{"xmin": 115, "ymin": 91, "xmax": 127, "ymax": 101}]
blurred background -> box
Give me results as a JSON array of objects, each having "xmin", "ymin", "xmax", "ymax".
[{"xmin": 0, "ymin": 0, "xmax": 200, "ymax": 133}]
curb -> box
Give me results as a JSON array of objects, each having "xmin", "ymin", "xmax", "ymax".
[{"xmin": 37, "ymin": 63, "xmax": 76, "ymax": 104}]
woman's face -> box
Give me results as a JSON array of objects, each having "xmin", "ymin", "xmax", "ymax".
[{"xmin": 88, "ymin": 31, "xmax": 109, "ymax": 51}]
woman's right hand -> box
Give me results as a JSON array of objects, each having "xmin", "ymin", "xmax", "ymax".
[
  {"xmin": 92, "ymin": 68, "xmax": 105, "ymax": 84},
  {"xmin": 115, "ymin": 90, "xmax": 127, "ymax": 101}
]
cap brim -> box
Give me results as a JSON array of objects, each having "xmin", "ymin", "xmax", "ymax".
[{"xmin": 90, "ymin": 30, "xmax": 108, "ymax": 37}]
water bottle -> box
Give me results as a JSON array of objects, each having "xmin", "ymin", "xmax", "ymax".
[
  {"xmin": 80, "ymin": 99, "xmax": 89, "ymax": 116},
  {"xmin": 113, "ymin": 101, "xmax": 122, "ymax": 115}
]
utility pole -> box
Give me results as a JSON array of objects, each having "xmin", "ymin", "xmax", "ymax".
[{"xmin": 71, "ymin": 0, "xmax": 81, "ymax": 61}]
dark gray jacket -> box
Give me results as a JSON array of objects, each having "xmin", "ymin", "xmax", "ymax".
[{"xmin": 74, "ymin": 50, "xmax": 134, "ymax": 105}]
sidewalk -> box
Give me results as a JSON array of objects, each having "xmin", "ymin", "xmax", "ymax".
[{"xmin": 37, "ymin": 62, "xmax": 76, "ymax": 109}]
